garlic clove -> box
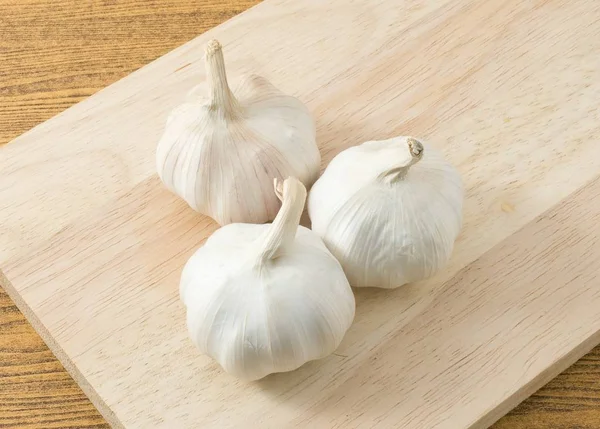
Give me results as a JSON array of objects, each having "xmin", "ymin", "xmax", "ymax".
[
  {"xmin": 308, "ymin": 136, "xmax": 464, "ymax": 289},
  {"xmin": 156, "ymin": 40, "xmax": 321, "ymax": 226},
  {"xmin": 181, "ymin": 177, "xmax": 355, "ymax": 380}
]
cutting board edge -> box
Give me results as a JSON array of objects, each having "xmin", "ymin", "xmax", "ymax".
[
  {"xmin": 0, "ymin": 269, "xmax": 125, "ymax": 429},
  {"xmin": 474, "ymin": 327, "xmax": 600, "ymax": 429}
]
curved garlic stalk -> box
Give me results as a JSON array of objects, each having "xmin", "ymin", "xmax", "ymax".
[
  {"xmin": 378, "ymin": 137, "xmax": 424, "ymax": 182},
  {"xmin": 256, "ymin": 178, "xmax": 305, "ymax": 262}
]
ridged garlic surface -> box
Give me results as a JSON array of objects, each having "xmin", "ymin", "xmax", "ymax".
[
  {"xmin": 180, "ymin": 177, "xmax": 355, "ymax": 381},
  {"xmin": 156, "ymin": 40, "xmax": 321, "ymax": 225},
  {"xmin": 308, "ymin": 136, "xmax": 463, "ymax": 289}
]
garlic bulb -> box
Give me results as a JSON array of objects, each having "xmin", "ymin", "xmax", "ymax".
[
  {"xmin": 180, "ymin": 177, "xmax": 355, "ymax": 380},
  {"xmin": 156, "ymin": 40, "xmax": 321, "ymax": 225},
  {"xmin": 308, "ymin": 136, "xmax": 463, "ymax": 289}
]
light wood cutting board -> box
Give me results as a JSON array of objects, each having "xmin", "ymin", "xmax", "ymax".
[{"xmin": 1, "ymin": 0, "xmax": 600, "ymax": 427}]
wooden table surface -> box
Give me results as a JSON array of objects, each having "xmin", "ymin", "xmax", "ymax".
[{"xmin": 0, "ymin": 1, "xmax": 599, "ymax": 428}]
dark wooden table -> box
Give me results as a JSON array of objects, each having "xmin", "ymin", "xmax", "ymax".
[{"xmin": 1, "ymin": 1, "xmax": 599, "ymax": 427}]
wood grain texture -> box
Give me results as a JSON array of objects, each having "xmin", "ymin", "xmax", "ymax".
[{"xmin": 1, "ymin": 0, "xmax": 599, "ymax": 428}]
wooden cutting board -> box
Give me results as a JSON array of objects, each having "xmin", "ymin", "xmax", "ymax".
[{"xmin": 1, "ymin": 0, "xmax": 599, "ymax": 427}]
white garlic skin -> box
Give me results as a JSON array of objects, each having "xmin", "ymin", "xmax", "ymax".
[
  {"xmin": 156, "ymin": 40, "xmax": 321, "ymax": 225},
  {"xmin": 308, "ymin": 136, "xmax": 463, "ymax": 289},
  {"xmin": 181, "ymin": 178, "xmax": 355, "ymax": 380}
]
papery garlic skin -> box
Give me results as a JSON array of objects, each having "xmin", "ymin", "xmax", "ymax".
[
  {"xmin": 157, "ymin": 40, "xmax": 321, "ymax": 225},
  {"xmin": 181, "ymin": 177, "xmax": 355, "ymax": 381},
  {"xmin": 308, "ymin": 136, "xmax": 463, "ymax": 289}
]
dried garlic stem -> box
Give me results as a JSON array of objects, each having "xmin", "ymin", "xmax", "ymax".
[
  {"xmin": 257, "ymin": 177, "xmax": 307, "ymax": 262},
  {"xmin": 205, "ymin": 39, "xmax": 240, "ymax": 117},
  {"xmin": 379, "ymin": 137, "xmax": 424, "ymax": 183}
]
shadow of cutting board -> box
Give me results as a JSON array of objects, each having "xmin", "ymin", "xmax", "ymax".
[{"xmin": 1, "ymin": 0, "xmax": 600, "ymax": 427}]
